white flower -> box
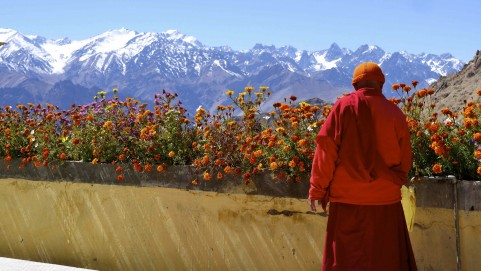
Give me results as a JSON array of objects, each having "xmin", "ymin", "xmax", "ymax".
[
  {"xmin": 196, "ymin": 105, "xmax": 203, "ymax": 112},
  {"xmin": 263, "ymin": 116, "xmax": 270, "ymax": 120},
  {"xmin": 307, "ymin": 126, "xmax": 313, "ymax": 131},
  {"xmin": 30, "ymin": 130, "xmax": 35, "ymax": 135}
]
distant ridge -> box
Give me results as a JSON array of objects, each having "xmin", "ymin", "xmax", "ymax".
[{"xmin": 0, "ymin": 28, "xmax": 466, "ymax": 113}]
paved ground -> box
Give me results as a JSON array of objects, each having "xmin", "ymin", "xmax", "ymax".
[{"xmin": 0, "ymin": 257, "xmax": 95, "ymax": 271}]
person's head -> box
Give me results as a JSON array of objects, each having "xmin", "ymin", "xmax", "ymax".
[{"xmin": 352, "ymin": 62, "xmax": 385, "ymax": 91}]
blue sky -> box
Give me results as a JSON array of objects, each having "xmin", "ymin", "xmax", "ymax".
[{"xmin": 1, "ymin": 0, "xmax": 480, "ymax": 62}]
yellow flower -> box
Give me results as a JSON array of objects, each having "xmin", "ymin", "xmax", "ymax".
[
  {"xmin": 226, "ymin": 90, "xmax": 234, "ymax": 96},
  {"xmin": 245, "ymin": 86, "xmax": 254, "ymax": 92},
  {"xmin": 299, "ymin": 101, "xmax": 310, "ymax": 108},
  {"xmin": 97, "ymin": 90, "xmax": 107, "ymax": 98}
]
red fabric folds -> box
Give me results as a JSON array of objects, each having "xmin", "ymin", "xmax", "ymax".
[
  {"xmin": 316, "ymin": 88, "xmax": 381, "ymax": 181},
  {"xmin": 322, "ymin": 202, "xmax": 417, "ymax": 271}
]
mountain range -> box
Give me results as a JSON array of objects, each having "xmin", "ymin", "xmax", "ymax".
[{"xmin": 0, "ymin": 27, "xmax": 466, "ymax": 114}]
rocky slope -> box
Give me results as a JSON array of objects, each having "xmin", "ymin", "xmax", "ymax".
[{"xmin": 430, "ymin": 50, "xmax": 481, "ymax": 113}]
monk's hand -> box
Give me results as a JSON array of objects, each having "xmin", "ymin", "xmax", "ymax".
[{"xmin": 310, "ymin": 199, "xmax": 321, "ymax": 212}]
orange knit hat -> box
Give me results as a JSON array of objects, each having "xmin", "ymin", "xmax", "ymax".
[{"xmin": 351, "ymin": 62, "xmax": 385, "ymax": 85}]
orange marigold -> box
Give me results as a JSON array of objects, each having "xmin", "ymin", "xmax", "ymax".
[
  {"xmin": 416, "ymin": 89, "xmax": 427, "ymax": 98},
  {"xmin": 279, "ymin": 104, "xmax": 290, "ymax": 111},
  {"xmin": 441, "ymin": 108, "xmax": 452, "ymax": 115},
  {"xmin": 298, "ymin": 139, "xmax": 308, "ymax": 146},
  {"xmin": 168, "ymin": 151, "xmax": 175, "ymax": 157},
  {"xmin": 117, "ymin": 174, "xmax": 124, "ymax": 182},
  {"xmin": 203, "ymin": 172, "xmax": 212, "ymax": 181},
  {"xmin": 432, "ymin": 163, "xmax": 442, "ymax": 174},
  {"xmin": 474, "ymin": 133, "xmax": 481, "ymax": 141},
  {"xmin": 224, "ymin": 165, "xmax": 233, "ymax": 174},
  {"xmin": 134, "ymin": 163, "xmax": 143, "ymax": 172}
]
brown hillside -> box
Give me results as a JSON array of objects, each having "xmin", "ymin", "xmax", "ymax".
[{"xmin": 430, "ymin": 50, "xmax": 481, "ymax": 113}]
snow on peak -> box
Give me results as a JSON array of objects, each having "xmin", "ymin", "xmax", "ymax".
[
  {"xmin": 0, "ymin": 28, "xmax": 18, "ymax": 41},
  {"xmin": 358, "ymin": 44, "xmax": 380, "ymax": 53},
  {"xmin": 88, "ymin": 28, "xmax": 139, "ymax": 53},
  {"xmin": 162, "ymin": 29, "xmax": 200, "ymax": 46}
]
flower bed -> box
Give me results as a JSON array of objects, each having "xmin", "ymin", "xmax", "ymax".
[{"xmin": 1, "ymin": 82, "xmax": 481, "ymax": 184}]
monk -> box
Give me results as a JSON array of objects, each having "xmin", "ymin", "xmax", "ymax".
[{"xmin": 309, "ymin": 62, "xmax": 417, "ymax": 271}]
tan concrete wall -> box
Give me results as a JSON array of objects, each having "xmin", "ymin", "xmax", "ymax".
[{"xmin": 1, "ymin": 178, "xmax": 480, "ymax": 271}]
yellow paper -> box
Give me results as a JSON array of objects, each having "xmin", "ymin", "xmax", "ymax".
[{"xmin": 401, "ymin": 185, "xmax": 416, "ymax": 232}]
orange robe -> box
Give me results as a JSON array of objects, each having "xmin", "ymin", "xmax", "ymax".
[
  {"xmin": 309, "ymin": 87, "xmax": 417, "ymax": 271},
  {"xmin": 309, "ymin": 87, "xmax": 412, "ymax": 204}
]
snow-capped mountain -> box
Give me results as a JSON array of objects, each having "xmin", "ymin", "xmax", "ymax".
[{"xmin": 0, "ymin": 27, "xmax": 465, "ymax": 114}]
